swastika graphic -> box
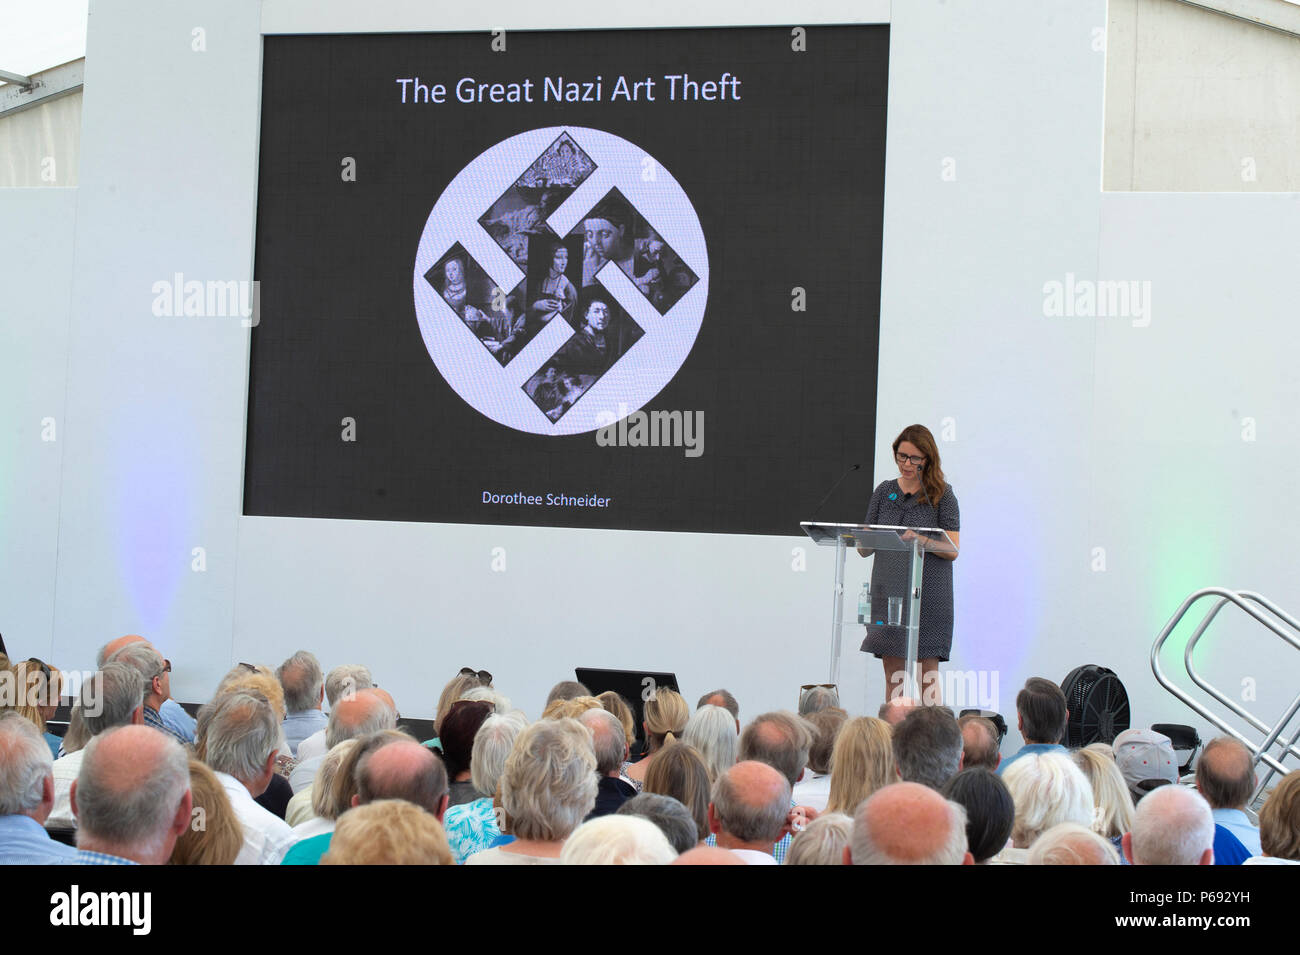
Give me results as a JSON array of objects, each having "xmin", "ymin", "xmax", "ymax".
[{"xmin": 412, "ymin": 127, "xmax": 708, "ymax": 436}]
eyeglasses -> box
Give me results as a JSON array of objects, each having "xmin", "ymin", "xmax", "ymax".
[
  {"xmin": 895, "ymin": 452, "xmax": 925, "ymax": 466},
  {"xmin": 155, "ymin": 659, "xmax": 172, "ymax": 680},
  {"xmin": 460, "ymin": 667, "xmax": 493, "ymax": 685}
]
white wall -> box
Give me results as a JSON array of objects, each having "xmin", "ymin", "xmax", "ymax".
[{"xmin": 4, "ymin": 0, "xmax": 1296, "ymax": 764}]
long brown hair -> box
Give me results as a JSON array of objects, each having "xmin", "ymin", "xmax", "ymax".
[{"xmin": 893, "ymin": 424, "xmax": 947, "ymax": 507}]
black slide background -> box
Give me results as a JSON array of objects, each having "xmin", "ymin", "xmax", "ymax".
[{"xmin": 245, "ymin": 26, "xmax": 887, "ymax": 535}]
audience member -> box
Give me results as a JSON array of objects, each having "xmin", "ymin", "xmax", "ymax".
[
  {"xmin": 276, "ymin": 651, "xmax": 326, "ymax": 756},
  {"xmin": 107, "ymin": 643, "xmax": 186, "ymax": 745},
  {"xmin": 878, "ymin": 696, "xmax": 919, "ymax": 726},
  {"xmin": 697, "ymin": 688, "xmax": 741, "ymax": 732},
  {"xmin": 72, "ymin": 725, "xmax": 192, "ymax": 865},
  {"xmin": 544, "ymin": 680, "xmax": 590, "ymax": 707},
  {"xmin": 290, "ymin": 688, "xmax": 396, "ymax": 794},
  {"xmin": 1028, "ymin": 822, "xmax": 1121, "ymax": 865},
  {"xmin": 785, "ymin": 811, "xmax": 853, "ymax": 866},
  {"xmin": 1196, "ymin": 737, "xmax": 1261, "ymax": 856},
  {"xmin": 797, "ymin": 685, "xmax": 840, "ymax": 716},
  {"xmin": 999, "ymin": 752, "xmax": 1094, "ymax": 861},
  {"xmin": 286, "ymin": 738, "xmax": 357, "ymax": 833},
  {"xmin": 616, "ymin": 793, "xmax": 698, "ymax": 854},
  {"xmin": 683, "ymin": 703, "xmax": 738, "ymax": 783},
  {"xmin": 597, "ymin": 691, "xmax": 636, "ymax": 751},
  {"xmin": 1123, "ymin": 784, "xmax": 1215, "ymax": 865},
  {"xmin": 170, "ymin": 759, "xmax": 242, "ymax": 865},
  {"xmin": 1113, "ymin": 728, "xmax": 1180, "ymax": 802},
  {"xmin": 439, "ymin": 699, "xmax": 494, "ymax": 806},
  {"xmin": 893, "ymin": 706, "xmax": 963, "ymax": 790},
  {"xmin": 466, "ymin": 718, "xmax": 596, "ymax": 865},
  {"xmin": 281, "ymin": 729, "xmax": 412, "ymax": 865},
  {"xmin": 672, "ymin": 845, "xmax": 744, "ymax": 866},
  {"xmin": 561, "ymin": 813, "xmax": 677, "ymax": 865},
  {"xmin": 0, "ymin": 712, "xmax": 77, "ymax": 863},
  {"xmin": 3, "ymin": 658, "xmax": 63, "ymax": 757},
  {"xmin": 48, "ymin": 662, "xmax": 145, "ymax": 828},
  {"xmin": 826, "ymin": 716, "xmax": 895, "ymax": 815},
  {"xmin": 958, "ymin": 714, "xmax": 1001, "ymax": 771},
  {"xmin": 1244, "ymin": 770, "xmax": 1300, "ymax": 865},
  {"xmin": 643, "ymin": 742, "xmax": 711, "ymax": 842},
  {"xmin": 845, "ymin": 781, "xmax": 972, "ymax": 865},
  {"xmin": 203, "ymin": 690, "xmax": 296, "ymax": 864},
  {"xmin": 707, "ymin": 760, "xmax": 790, "ymax": 865},
  {"xmin": 444, "ymin": 712, "xmax": 526, "ymax": 863},
  {"xmin": 999, "ymin": 678, "xmax": 1068, "ymax": 775},
  {"xmin": 295, "ymin": 663, "xmax": 373, "ymax": 762},
  {"xmin": 97, "ymin": 635, "xmax": 197, "ymax": 743},
  {"xmin": 793, "ymin": 708, "xmax": 846, "ymax": 811},
  {"xmin": 1071, "ymin": 745, "xmax": 1135, "ymax": 841},
  {"xmin": 625, "ymin": 687, "xmax": 689, "ymax": 787},
  {"xmin": 942, "ymin": 768, "xmax": 1015, "ymax": 864},
  {"xmin": 541, "ymin": 695, "xmax": 604, "ymax": 720},
  {"xmin": 321, "ymin": 799, "xmax": 453, "ymax": 865},
  {"xmin": 580, "ymin": 708, "xmax": 636, "ymax": 818}
]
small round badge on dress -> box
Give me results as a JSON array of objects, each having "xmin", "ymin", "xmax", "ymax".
[{"xmin": 888, "ymin": 492, "xmax": 897, "ymax": 501}]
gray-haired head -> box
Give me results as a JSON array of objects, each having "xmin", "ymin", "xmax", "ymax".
[
  {"xmin": 81, "ymin": 663, "xmax": 146, "ymax": 736},
  {"xmin": 277, "ymin": 651, "xmax": 324, "ymax": 714},
  {"xmin": 108, "ymin": 642, "xmax": 166, "ymax": 688},
  {"xmin": 697, "ymin": 688, "xmax": 739, "ymax": 722},
  {"xmin": 684, "ymin": 705, "xmax": 738, "ymax": 782},
  {"xmin": 617, "ymin": 792, "xmax": 699, "ymax": 854},
  {"xmin": 324, "ymin": 664, "xmax": 373, "ymax": 708},
  {"xmin": 1127, "ymin": 784, "xmax": 1215, "ymax": 865},
  {"xmin": 579, "ymin": 708, "xmax": 627, "ymax": 776},
  {"xmin": 798, "ymin": 685, "xmax": 840, "ymax": 716},
  {"xmin": 786, "ymin": 811, "xmax": 854, "ymax": 866},
  {"xmin": 710, "ymin": 760, "xmax": 790, "ymax": 846},
  {"xmin": 1028, "ymin": 822, "xmax": 1121, "ymax": 865},
  {"xmin": 892, "ymin": 706, "xmax": 963, "ymax": 790},
  {"xmin": 74, "ymin": 724, "xmax": 190, "ymax": 859},
  {"xmin": 0, "ymin": 712, "xmax": 53, "ymax": 816},
  {"xmin": 500, "ymin": 718, "xmax": 598, "ymax": 841},
  {"xmin": 203, "ymin": 691, "xmax": 278, "ymax": 785},
  {"xmin": 325, "ymin": 688, "xmax": 396, "ymax": 749},
  {"xmin": 470, "ymin": 712, "xmax": 526, "ymax": 796}
]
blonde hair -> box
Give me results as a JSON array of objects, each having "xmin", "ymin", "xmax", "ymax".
[
  {"xmin": 598, "ymin": 691, "xmax": 637, "ymax": 746},
  {"xmin": 313, "ymin": 739, "xmax": 359, "ymax": 820},
  {"xmin": 643, "ymin": 688, "xmax": 688, "ymax": 749},
  {"xmin": 217, "ymin": 665, "xmax": 287, "ymax": 722},
  {"xmin": 322, "ymin": 800, "xmax": 453, "ymax": 865},
  {"xmin": 3, "ymin": 660, "xmax": 62, "ymax": 732},
  {"xmin": 1072, "ymin": 746, "xmax": 1135, "ymax": 839},
  {"xmin": 826, "ymin": 717, "xmax": 895, "ymax": 814},
  {"xmin": 170, "ymin": 759, "xmax": 242, "ymax": 865},
  {"xmin": 541, "ymin": 696, "xmax": 604, "ymax": 720}
]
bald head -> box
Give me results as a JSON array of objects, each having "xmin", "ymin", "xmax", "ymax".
[
  {"xmin": 879, "ymin": 696, "xmax": 920, "ymax": 726},
  {"xmin": 73, "ymin": 725, "xmax": 192, "ymax": 864},
  {"xmin": 1195, "ymin": 737, "xmax": 1255, "ymax": 810},
  {"xmin": 849, "ymin": 782, "xmax": 970, "ymax": 865},
  {"xmin": 709, "ymin": 760, "xmax": 790, "ymax": 850},
  {"xmin": 356, "ymin": 739, "xmax": 448, "ymax": 820},
  {"xmin": 1125, "ymin": 785, "xmax": 1214, "ymax": 865},
  {"xmin": 672, "ymin": 845, "xmax": 745, "ymax": 866},
  {"xmin": 326, "ymin": 689, "xmax": 396, "ymax": 749},
  {"xmin": 580, "ymin": 708, "xmax": 629, "ymax": 776},
  {"xmin": 370, "ymin": 687, "xmax": 397, "ymax": 715},
  {"xmin": 97, "ymin": 634, "xmax": 148, "ymax": 668},
  {"xmin": 959, "ymin": 716, "xmax": 1001, "ymax": 771}
]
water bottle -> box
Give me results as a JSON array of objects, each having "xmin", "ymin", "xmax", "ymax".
[{"xmin": 857, "ymin": 582, "xmax": 871, "ymax": 624}]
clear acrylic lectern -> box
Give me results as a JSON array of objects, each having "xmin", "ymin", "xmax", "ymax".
[{"xmin": 800, "ymin": 522, "xmax": 958, "ymax": 699}]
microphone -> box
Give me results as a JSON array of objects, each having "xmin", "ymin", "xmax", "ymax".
[{"xmin": 812, "ymin": 463, "xmax": 861, "ymax": 520}]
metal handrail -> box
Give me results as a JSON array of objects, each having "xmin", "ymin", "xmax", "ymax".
[{"xmin": 1151, "ymin": 587, "xmax": 1300, "ymax": 801}]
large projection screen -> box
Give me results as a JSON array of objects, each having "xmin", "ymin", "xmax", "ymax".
[{"xmin": 245, "ymin": 27, "xmax": 888, "ymax": 536}]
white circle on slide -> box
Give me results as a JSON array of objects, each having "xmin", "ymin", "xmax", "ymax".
[{"xmin": 412, "ymin": 126, "xmax": 708, "ymax": 436}]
